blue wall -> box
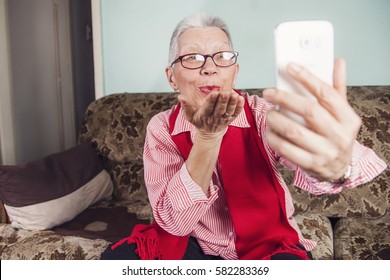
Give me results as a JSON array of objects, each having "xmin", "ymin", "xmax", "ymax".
[{"xmin": 100, "ymin": 0, "xmax": 390, "ymax": 94}]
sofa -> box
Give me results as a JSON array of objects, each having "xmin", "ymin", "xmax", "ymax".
[{"xmin": 0, "ymin": 86, "xmax": 389, "ymax": 260}]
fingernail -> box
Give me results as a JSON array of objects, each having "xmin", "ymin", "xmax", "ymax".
[{"xmin": 287, "ymin": 63, "xmax": 302, "ymax": 75}]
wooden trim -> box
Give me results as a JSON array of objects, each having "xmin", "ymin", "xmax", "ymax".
[
  {"xmin": 53, "ymin": 0, "xmax": 76, "ymax": 150},
  {"xmin": 91, "ymin": 0, "xmax": 104, "ymax": 99},
  {"xmin": 0, "ymin": 0, "xmax": 16, "ymax": 164}
]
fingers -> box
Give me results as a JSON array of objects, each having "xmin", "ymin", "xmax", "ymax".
[
  {"xmin": 264, "ymin": 59, "xmax": 362, "ymax": 180},
  {"xmin": 263, "ymin": 88, "xmax": 347, "ymax": 141},
  {"xmin": 270, "ymin": 61, "xmax": 361, "ymax": 135},
  {"xmin": 265, "ymin": 121, "xmax": 342, "ymax": 180},
  {"xmin": 266, "ymin": 109, "xmax": 340, "ymax": 158},
  {"xmin": 230, "ymin": 94, "xmax": 245, "ymax": 118},
  {"xmin": 203, "ymin": 90, "xmax": 243, "ymax": 121},
  {"xmin": 201, "ymin": 91, "xmax": 220, "ymax": 117},
  {"xmin": 284, "ymin": 61, "xmax": 355, "ymax": 125},
  {"xmin": 213, "ymin": 91, "xmax": 231, "ymax": 118},
  {"xmin": 266, "ymin": 108, "xmax": 355, "ymax": 180},
  {"xmin": 215, "ymin": 91, "xmax": 244, "ymax": 119},
  {"xmin": 177, "ymin": 94, "xmax": 195, "ymax": 121},
  {"xmin": 333, "ymin": 58, "xmax": 347, "ymax": 97},
  {"xmin": 179, "ymin": 90, "xmax": 244, "ymax": 133},
  {"xmin": 264, "ymin": 86, "xmax": 358, "ymax": 162}
]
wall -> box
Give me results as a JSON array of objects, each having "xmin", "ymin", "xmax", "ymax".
[{"xmin": 100, "ymin": 0, "xmax": 390, "ymax": 94}]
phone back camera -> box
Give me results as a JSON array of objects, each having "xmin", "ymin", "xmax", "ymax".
[{"xmin": 300, "ymin": 36, "xmax": 321, "ymax": 49}]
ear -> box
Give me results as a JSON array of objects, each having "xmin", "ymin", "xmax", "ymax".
[{"xmin": 165, "ymin": 67, "xmax": 177, "ymax": 91}]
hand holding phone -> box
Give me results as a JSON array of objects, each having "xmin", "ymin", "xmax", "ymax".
[{"xmin": 274, "ymin": 20, "xmax": 334, "ymax": 125}]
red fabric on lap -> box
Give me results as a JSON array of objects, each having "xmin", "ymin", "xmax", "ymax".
[{"xmin": 111, "ymin": 222, "xmax": 189, "ymax": 260}]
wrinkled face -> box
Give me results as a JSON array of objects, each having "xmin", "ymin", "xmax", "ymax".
[{"xmin": 166, "ymin": 27, "xmax": 239, "ymax": 109}]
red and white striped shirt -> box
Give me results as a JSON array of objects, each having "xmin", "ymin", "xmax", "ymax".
[{"xmin": 143, "ymin": 93, "xmax": 387, "ymax": 259}]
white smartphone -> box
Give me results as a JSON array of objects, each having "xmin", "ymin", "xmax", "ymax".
[{"xmin": 274, "ymin": 20, "xmax": 334, "ymax": 125}]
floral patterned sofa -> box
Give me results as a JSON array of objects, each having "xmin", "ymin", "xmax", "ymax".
[{"xmin": 0, "ymin": 86, "xmax": 388, "ymax": 260}]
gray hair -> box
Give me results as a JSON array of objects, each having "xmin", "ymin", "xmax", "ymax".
[{"xmin": 168, "ymin": 13, "xmax": 233, "ymax": 65}]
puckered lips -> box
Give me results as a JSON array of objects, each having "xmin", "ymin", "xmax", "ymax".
[{"xmin": 199, "ymin": 85, "xmax": 221, "ymax": 94}]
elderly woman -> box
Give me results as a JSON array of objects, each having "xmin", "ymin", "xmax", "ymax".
[{"xmin": 101, "ymin": 14, "xmax": 386, "ymax": 260}]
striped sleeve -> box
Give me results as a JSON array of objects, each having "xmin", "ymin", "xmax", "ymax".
[
  {"xmin": 247, "ymin": 93, "xmax": 387, "ymax": 195},
  {"xmin": 143, "ymin": 110, "xmax": 219, "ymax": 236},
  {"xmin": 293, "ymin": 140, "xmax": 387, "ymax": 195}
]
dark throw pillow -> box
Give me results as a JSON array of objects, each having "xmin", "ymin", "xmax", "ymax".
[{"xmin": 0, "ymin": 142, "xmax": 113, "ymax": 230}]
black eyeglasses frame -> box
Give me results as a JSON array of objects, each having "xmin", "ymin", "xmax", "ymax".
[{"xmin": 170, "ymin": 51, "xmax": 239, "ymax": 69}]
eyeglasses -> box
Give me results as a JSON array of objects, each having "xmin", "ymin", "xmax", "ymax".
[{"xmin": 171, "ymin": 51, "xmax": 239, "ymax": 69}]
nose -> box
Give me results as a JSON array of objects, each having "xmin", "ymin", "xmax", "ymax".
[{"xmin": 200, "ymin": 56, "xmax": 217, "ymax": 75}]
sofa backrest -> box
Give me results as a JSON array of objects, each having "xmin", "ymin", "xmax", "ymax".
[
  {"xmin": 79, "ymin": 93, "xmax": 178, "ymax": 201},
  {"xmin": 79, "ymin": 86, "xmax": 389, "ymax": 218}
]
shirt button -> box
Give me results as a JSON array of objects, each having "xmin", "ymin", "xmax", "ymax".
[{"xmin": 229, "ymin": 231, "xmax": 234, "ymax": 237}]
